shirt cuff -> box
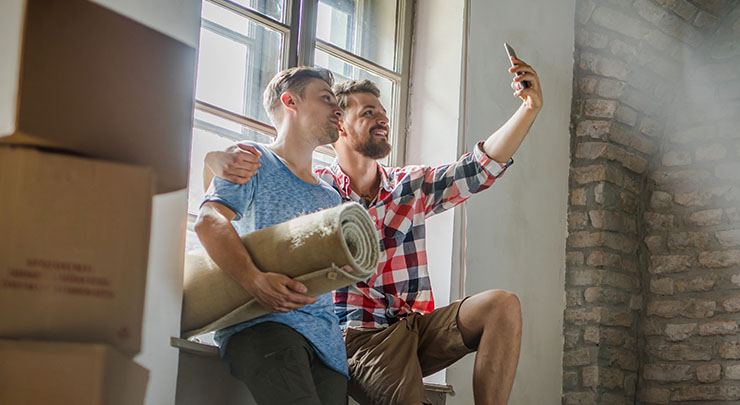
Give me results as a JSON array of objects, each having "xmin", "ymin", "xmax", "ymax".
[{"xmin": 474, "ymin": 141, "xmax": 513, "ymax": 178}]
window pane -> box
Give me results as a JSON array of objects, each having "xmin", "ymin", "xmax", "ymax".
[
  {"xmin": 196, "ymin": 2, "xmax": 283, "ymax": 125},
  {"xmin": 316, "ymin": 0, "xmax": 397, "ymax": 70},
  {"xmin": 230, "ymin": 0, "xmax": 286, "ymax": 22},
  {"xmin": 315, "ymin": 49, "xmax": 394, "ymax": 117}
]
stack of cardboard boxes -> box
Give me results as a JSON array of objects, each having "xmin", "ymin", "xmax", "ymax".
[{"xmin": 0, "ymin": 0, "xmax": 196, "ymax": 403}]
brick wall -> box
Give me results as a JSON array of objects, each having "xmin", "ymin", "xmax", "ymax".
[{"xmin": 563, "ymin": 0, "xmax": 740, "ymax": 403}]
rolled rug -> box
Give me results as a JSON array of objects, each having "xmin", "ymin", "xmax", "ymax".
[{"xmin": 181, "ymin": 202, "xmax": 379, "ymax": 338}]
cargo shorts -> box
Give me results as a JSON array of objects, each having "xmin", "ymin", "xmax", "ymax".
[{"xmin": 343, "ymin": 299, "xmax": 475, "ymax": 405}]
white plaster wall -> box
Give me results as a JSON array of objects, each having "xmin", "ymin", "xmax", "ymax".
[
  {"xmin": 406, "ymin": 0, "xmax": 466, "ymax": 386},
  {"xmin": 444, "ymin": 1, "xmax": 575, "ymax": 404},
  {"xmin": 0, "ymin": 0, "xmax": 25, "ymax": 136}
]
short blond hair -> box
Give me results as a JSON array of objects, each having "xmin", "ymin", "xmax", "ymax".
[
  {"xmin": 262, "ymin": 67, "xmax": 334, "ymax": 125},
  {"xmin": 332, "ymin": 79, "xmax": 380, "ymax": 110}
]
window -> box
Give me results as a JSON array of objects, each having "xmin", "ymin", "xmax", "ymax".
[{"xmin": 186, "ymin": 0, "xmax": 412, "ymax": 250}]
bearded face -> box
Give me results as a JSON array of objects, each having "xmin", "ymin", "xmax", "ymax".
[{"xmin": 341, "ymin": 92, "xmax": 391, "ymax": 160}]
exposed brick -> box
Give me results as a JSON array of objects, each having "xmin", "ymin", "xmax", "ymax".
[
  {"xmin": 699, "ymin": 320, "xmax": 738, "ymax": 336},
  {"xmin": 575, "ymin": 120, "xmax": 609, "ymax": 139},
  {"xmin": 662, "ymin": 150, "xmax": 692, "ymax": 166},
  {"xmin": 630, "ymin": 294, "xmax": 642, "ymax": 310},
  {"xmin": 650, "ymin": 169, "xmax": 712, "ymax": 186},
  {"xmin": 568, "ymin": 231, "xmax": 637, "ymax": 253},
  {"xmin": 650, "ymin": 190, "xmax": 672, "ymax": 209},
  {"xmin": 696, "ymin": 143, "xmax": 727, "ymax": 161},
  {"xmin": 567, "ymin": 251, "xmax": 585, "ymax": 265},
  {"xmin": 675, "ymin": 189, "xmax": 714, "ymax": 207},
  {"xmin": 637, "ymin": 388, "xmax": 670, "ymax": 404},
  {"xmin": 693, "ymin": 10, "xmax": 720, "ymax": 30},
  {"xmin": 644, "ymin": 235, "xmax": 665, "ymax": 253},
  {"xmin": 609, "ymin": 348, "xmax": 638, "ymax": 371},
  {"xmin": 563, "ymin": 391, "xmax": 596, "ymax": 405},
  {"xmin": 571, "ymin": 187, "xmax": 587, "ymax": 205},
  {"xmin": 650, "ymin": 277, "xmax": 675, "ymax": 295},
  {"xmin": 623, "ymin": 86, "xmax": 663, "ymax": 116},
  {"xmin": 640, "ymin": 116, "xmax": 663, "ymax": 137},
  {"xmin": 564, "ymin": 328, "xmax": 580, "ymax": 349},
  {"xmin": 667, "ymin": 231, "xmax": 710, "ymax": 250},
  {"xmin": 601, "ymin": 308, "xmax": 634, "ymax": 327},
  {"xmin": 655, "ymin": 0, "xmax": 698, "ymax": 20},
  {"xmin": 699, "ymin": 250, "xmax": 740, "ymax": 268},
  {"xmin": 571, "ymin": 164, "xmax": 622, "ymax": 185},
  {"xmin": 681, "ymin": 299, "xmax": 716, "ymax": 318},
  {"xmin": 665, "ymin": 323, "xmax": 697, "ymax": 341},
  {"xmin": 717, "ymin": 229, "xmax": 740, "ymax": 247},
  {"xmin": 644, "ymin": 318, "xmax": 663, "ymax": 336},
  {"xmin": 624, "ymin": 373, "xmax": 637, "ymax": 395},
  {"xmin": 567, "ymin": 290, "xmax": 584, "ymax": 307},
  {"xmin": 687, "ymin": 209, "xmax": 723, "ymax": 226},
  {"xmin": 610, "ymin": 124, "xmax": 658, "ymax": 155},
  {"xmin": 642, "ymin": 363, "xmax": 692, "ymax": 382},
  {"xmin": 568, "ymin": 211, "xmax": 589, "ymax": 231},
  {"xmin": 579, "ymin": 52, "xmax": 629, "ymax": 81},
  {"xmin": 567, "ymin": 269, "xmax": 603, "ymax": 286},
  {"xmin": 721, "ymin": 341, "xmax": 740, "ymax": 359},
  {"xmin": 587, "ymin": 250, "xmax": 623, "ymax": 268},
  {"xmin": 576, "ymin": 142, "xmax": 648, "ymax": 173},
  {"xmin": 634, "ymin": 0, "xmax": 703, "ymax": 47},
  {"xmin": 597, "ymin": 79, "xmax": 626, "ymax": 98},
  {"xmin": 576, "ymin": 29, "xmax": 609, "ymax": 49},
  {"xmin": 584, "ymin": 99, "xmax": 617, "ymax": 118},
  {"xmin": 726, "ymin": 364, "xmax": 740, "ymax": 380},
  {"xmin": 729, "ymin": 207, "xmax": 740, "ymax": 223},
  {"xmin": 647, "ymin": 342, "xmax": 712, "ymax": 361},
  {"xmin": 615, "ymin": 105, "xmax": 638, "ymax": 126},
  {"xmin": 620, "ymin": 191, "xmax": 639, "ymax": 215},
  {"xmin": 591, "ymin": 6, "xmax": 649, "ymax": 40},
  {"xmin": 671, "ymin": 385, "xmax": 740, "ymax": 401},
  {"xmin": 643, "ymin": 212, "xmax": 674, "ymax": 231},
  {"xmin": 563, "ymin": 371, "xmax": 579, "ymax": 389},
  {"xmin": 583, "ymin": 326, "xmax": 599, "ymax": 344},
  {"xmin": 565, "ymin": 307, "xmax": 602, "ymax": 324},
  {"xmin": 696, "ymin": 364, "xmax": 722, "ymax": 383},
  {"xmin": 579, "ymin": 77, "xmax": 597, "ymax": 94},
  {"xmin": 723, "ymin": 295, "xmax": 740, "ymax": 313},
  {"xmin": 676, "ymin": 273, "xmax": 718, "ymax": 292},
  {"xmin": 589, "ymin": 210, "xmax": 627, "ymax": 232},
  {"xmin": 716, "ymin": 162, "xmax": 740, "ymax": 180},
  {"xmin": 649, "ymin": 255, "xmax": 691, "ymax": 274},
  {"xmin": 564, "ymin": 348, "xmax": 592, "ymax": 366},
  {"xmin": 647, "ymin": 300, "xmax": 684, "ymax": 318}
]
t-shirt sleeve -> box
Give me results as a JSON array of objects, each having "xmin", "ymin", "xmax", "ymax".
[{"xmin": 201, "ymin": 176, "xmax": 255, "ymax": 221}]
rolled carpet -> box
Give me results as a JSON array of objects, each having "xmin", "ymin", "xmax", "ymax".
[{"xmin": 181, "ymin": 202, "xmax": 379, "ymax": 338}]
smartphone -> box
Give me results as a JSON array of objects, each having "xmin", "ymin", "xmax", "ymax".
[{"xmin": 504, "ymin": 42, "xmax": 529, "ymax": 89}]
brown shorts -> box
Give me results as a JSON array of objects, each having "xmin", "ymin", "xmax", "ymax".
[{"xmin": 343, "ymin": 299, "xmax": 475, "ymax": 405}]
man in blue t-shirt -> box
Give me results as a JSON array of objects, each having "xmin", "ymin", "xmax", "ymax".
[{"xmin": 194, "ymin": 66, "xmax": 347, "ymax": 404}]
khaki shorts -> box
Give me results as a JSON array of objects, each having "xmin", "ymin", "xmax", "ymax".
[{"xmin": 344, "ymin": 299, "xmax": 475, "ymax": 405}]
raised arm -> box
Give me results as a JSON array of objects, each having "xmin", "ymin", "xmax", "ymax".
[
  {"xmin": 482, "ymin": 57, "xmax": 543, "ymax": 163},
  {"xmin": 194, "ymin": 201, "xmax": 316, "ymax": 312},
  {"xmin": 202, "ymin": 143, "xmax": 262, "ymax": 192}
]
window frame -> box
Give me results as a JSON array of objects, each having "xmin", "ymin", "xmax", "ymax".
[{"xmin": 193, "ymin": 0, "xmax": 413, "ymax": 166}]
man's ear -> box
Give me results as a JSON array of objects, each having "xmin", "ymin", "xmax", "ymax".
[
  {"xmin": 337, "ymin": 119, "xmax": 348, "ymax": 137},
  {"xmin": 280, "ymin": 91, "xmax": 298, "ymax": 113}
]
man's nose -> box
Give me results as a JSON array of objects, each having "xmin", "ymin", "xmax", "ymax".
[{"xmin": 333, "ymin": 106, "xmax": 343, "ymax": 119}]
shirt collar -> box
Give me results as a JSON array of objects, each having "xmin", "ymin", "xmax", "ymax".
[{"xmin": 328, "ymin": 160, "xmax": 393, "ymax": 196}]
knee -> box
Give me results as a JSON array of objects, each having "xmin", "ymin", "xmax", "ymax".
[{"xmin": 482, "ymin": 290, "xmax": 521, "ymax": 328}]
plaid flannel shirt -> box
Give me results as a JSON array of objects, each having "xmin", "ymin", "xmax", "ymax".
[{"xmin": 317, "ymin": 142, "xmax": 512, "ymax": 329}]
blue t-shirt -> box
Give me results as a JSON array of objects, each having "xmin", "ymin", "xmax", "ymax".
[{"xmin": 202, "ymin": 142, "xmax": 347, "ymax": 377}]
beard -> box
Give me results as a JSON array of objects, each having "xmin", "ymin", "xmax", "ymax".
[{"xmin": 351, "ymin": 125, "xmax": 391, "ymax": 159}]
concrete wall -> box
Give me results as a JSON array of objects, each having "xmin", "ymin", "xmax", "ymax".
[{"xmin": 444, "ymin": 1, "xmax": 575, "ymax": 404}]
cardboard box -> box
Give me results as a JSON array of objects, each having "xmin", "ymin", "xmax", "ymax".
[
  {"xmin": 0, "ymin": 339, "xmax": 149, "ymax": 405},
  {"xmin": 0, "ymin": 146, "xmax": 153, "ymax": 355},
  {"xmin": 0, "ymin": 0, "xmax": 197, "ymax": 194}
]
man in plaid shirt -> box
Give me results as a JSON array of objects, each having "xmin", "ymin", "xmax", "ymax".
[{"xmin": 204, "ymin": 57, "xmax": 543, "ymax": 405}]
